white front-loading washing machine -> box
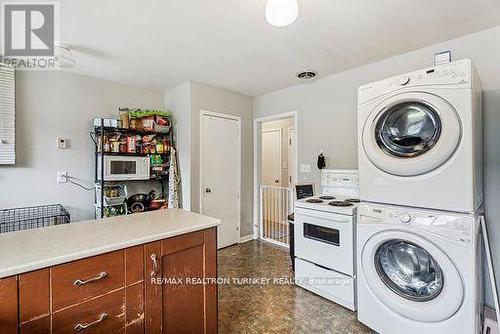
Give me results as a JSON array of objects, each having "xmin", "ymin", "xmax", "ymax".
[
  {"xmin": 357, "ymin": 59, "xmax": 482, "ymax": 213},
  {"xmin": 357, "ymin": 203, "xmax": 483, "ymax": 334}
]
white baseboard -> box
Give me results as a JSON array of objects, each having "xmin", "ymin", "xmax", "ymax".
[{"xmin": 239, "ymin": 234, "xmax": 255, "ymax": 243}]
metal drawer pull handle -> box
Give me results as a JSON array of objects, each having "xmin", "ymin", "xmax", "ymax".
[
  {"xmin": 73, "ymin": 271, "xmax": 108, "ymax": 286},
  {"xmin": 150, "ymin": 253, "xmax": 159, "ymax": 277},
  {"xmin": 74, "ymin": 313, "xmax": 108, "ymax": 332}
]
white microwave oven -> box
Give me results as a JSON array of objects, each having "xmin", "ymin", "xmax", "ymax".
[{"xmin": 97, "ymin": 155, "xmax": 150, "ymax": 181}]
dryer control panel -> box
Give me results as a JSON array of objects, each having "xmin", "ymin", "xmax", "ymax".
[
  {"xmin": 358, "ymin": 59, "xmax": 472, "ymax": 104},
  {"xmin": 358, "ymin": 204, "xmax": 477, "ymax": 245}
]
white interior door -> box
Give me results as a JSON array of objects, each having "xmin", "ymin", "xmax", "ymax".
[
  {"xmin": 201, "ymin": 113, "xmax": 240, "ymax": 249},
  {"xmin": 288, "ymin": 128, "xmax": 296, "ymax": 187},
  {"xmin": 262, "ymin": 129, "xmax": 282, "ymax": 186}
]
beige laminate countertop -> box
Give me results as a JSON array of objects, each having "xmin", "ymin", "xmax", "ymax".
[{"xmin": 0, "ymin": 209, "xmax": 221, "ymax": 278}]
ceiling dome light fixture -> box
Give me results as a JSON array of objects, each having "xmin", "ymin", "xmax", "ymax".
[{"xmin": 266, "ymin": 0, "xmax": 299, "ymax": 27}]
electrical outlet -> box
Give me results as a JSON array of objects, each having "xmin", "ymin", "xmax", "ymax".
[
  {"xmin": 57, "ymin": 137, "xmax": 68, "ymax": 149},
  {"xmin": 57, "ymin": 171, "xmax": 68, "ymax": 183}
]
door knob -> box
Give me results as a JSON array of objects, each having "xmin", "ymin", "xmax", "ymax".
[{"xmin": 205, "ymin": 188, "xmax": 212, "ymax": 193}]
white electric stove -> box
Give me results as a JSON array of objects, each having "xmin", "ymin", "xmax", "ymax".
[{"xmin": 294, "ymin": 169, "xmax": 359, "ymax": 311}]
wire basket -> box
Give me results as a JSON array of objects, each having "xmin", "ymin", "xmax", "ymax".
[
  {"xmin": 0, "ymin": 204, "xmax": 70, "ymax": 233},
  {"xmin": 95, "ymin": 183, "xmax": 128, "ymax": 206}
]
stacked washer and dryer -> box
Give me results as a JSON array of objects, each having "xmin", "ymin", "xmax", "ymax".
[{"xmin": 356, "ymin": 59, "xmax": 484, "ymax": 334}]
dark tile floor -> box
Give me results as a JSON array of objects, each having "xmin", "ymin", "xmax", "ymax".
[{"xmin": 218, "ymin": 240, "xmax": 373, "ymax": 334}]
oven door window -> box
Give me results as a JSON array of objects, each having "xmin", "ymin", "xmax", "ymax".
[
  {"xmin": 110, "ymin": 161, "xmax": 137, "ymax": 175},
  {"xmin": 303, "ymin": 223, "xmax": 340, "ymax": 246}
]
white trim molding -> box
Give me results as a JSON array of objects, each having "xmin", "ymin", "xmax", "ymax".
[{"xmin": 239, "ymin": 234, "xmax": 255, "ymax": 243}]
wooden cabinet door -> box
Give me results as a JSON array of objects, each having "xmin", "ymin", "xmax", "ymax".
[
  {"xmin": 144, "ymin": 228, "xmax": 217, "ymax": 334},
  {"xmin": 0, "ymin": 276, "xmax": 18, "ymax": 334}
]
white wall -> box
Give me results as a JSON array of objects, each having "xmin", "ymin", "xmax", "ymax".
[
  {"xmin": 164, "ymin": 81, "xmax": 254, "ymax": 237},
  {"xmin": 164, "ymin": 82, "xmax": 191, "ymax": 210},
  {"xmin": 0, "ymin": 71, "xmax": 164, "ymax": 221},
  {"xmin": 254, "ymin": 25, "xmax": 500, "ymax": 306}
]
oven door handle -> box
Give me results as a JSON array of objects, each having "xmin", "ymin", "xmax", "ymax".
[
  {"xmin": 318, "ymin": 219, "xmax": 350, "ymax": 224},
  {"xmin": 297, "ymin": 216, "xmax": 350, "ymax": 225},
  {"xmin": 298, "ymin": 220, "xmax": 350, "ymax": 226}
]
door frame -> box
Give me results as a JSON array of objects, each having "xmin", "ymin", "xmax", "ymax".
[
  {"xmin": 287, "ymin": 127, "xmax": 296, "ymax": 187},
  {"xmin": 253, "ymin": 110, "xmax": 298, "ymax": 239},
  {"xmin": 199, "ymin": 109, "xmax": 242, "ymax": 244},
  {"xmin": 261, "ymin": 127, "xmax": 283, "ymax": 186}
]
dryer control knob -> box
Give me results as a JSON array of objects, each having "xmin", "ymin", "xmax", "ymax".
[
  {"xmin": 399, "ymin": 213, "xmax": 412, "ymax": 223},
  {"xmin": 399, "ymin": 75, "xmax": 410, "ymax": 85}
]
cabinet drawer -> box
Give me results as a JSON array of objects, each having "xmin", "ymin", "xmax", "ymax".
[
  {"xmin": 52, "ymin": 251, "xmax": 125, "ymax": 311},
  {"xmin": 52, "ymin": 289, "xmax": 125, "ymax": 334},
  {"xmin": 20, "ymin": 316, "xmax": 50, "ymax": 334}
]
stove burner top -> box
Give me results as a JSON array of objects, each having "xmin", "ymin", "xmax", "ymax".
[
  {"xmin": 328, "ymin": 201, "xmax": 354, "ymax": 207},
  {"xmin": 345, "ymin": 198, "xmax": 361, "ymax": 203},
  {"xmin": 306, "ymin": 198, "xmax": 324, "ymax": 203},
  {"xmin": 318, "ymin": 196, "xmax": 336, "ymax": 200}
]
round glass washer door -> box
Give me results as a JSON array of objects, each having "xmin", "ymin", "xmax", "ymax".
[
  {"xmin": 362, "ymin": 92, "xmax": 461, "ymax": 176},
  {"xmin": 361, "ymin": 230, "xmax": 464, "ymax": 322},
  {"xmin": 375, "ymin": 239, "xmax": 444, "ymax": 302}
]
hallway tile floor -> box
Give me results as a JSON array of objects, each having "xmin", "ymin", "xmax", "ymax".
[{"xmin": 218, "ymin": 240, "xmax": 373, "ymax": 333}]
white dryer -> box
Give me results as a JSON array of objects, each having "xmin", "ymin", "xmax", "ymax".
[
  {"xmin": 357, "ymin": 59, "xmax": 482, "ymax": 213},
  {"xmin": 357, "ymin": 203, "xmax": 483, "ymax": 334}
]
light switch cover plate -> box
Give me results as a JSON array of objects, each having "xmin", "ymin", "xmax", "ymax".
[{"xmin": 300, "ymin": 164, "xmax": 311, "ymax": 173}]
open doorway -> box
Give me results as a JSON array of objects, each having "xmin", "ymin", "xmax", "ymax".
[{"xmin": 254, "ymin": 112, "xmax": 297, "ymax": 247}]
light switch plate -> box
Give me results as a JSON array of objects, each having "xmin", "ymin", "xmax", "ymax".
[{"xmin": 300, "ymin": 164, "xmax": 311, "ymax": 173}]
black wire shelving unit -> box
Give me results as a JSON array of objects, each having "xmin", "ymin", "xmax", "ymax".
[{"xmin": 90, "ymin": 118, "xmax": 174, "ymax": 219}]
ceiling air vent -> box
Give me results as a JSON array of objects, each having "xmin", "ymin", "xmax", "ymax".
[{"xmin": 296, "ymin": 70, "xmax": 317, "ymax": 80}]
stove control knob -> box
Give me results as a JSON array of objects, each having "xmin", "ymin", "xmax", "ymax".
[
  {"xmin": 399, "ymin": 213, "xmax": 412, "ymax": 223},
  {"xmin": 399, "ymin": 75, "xmax": 410, "ymax": 85}
]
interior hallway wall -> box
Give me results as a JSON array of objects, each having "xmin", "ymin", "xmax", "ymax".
[
  {"xmin": 0, "ymin": 71, "xmax": 164, "ymax": 221},
  {"xmin": 253, "ymin": 25, "xmax": 500, "ymax": 306},
  {"xmin": 165, "ymin": 81, "xmax": 192, "ymax": 210},
  {"xmin": 165, "ymin": 81, "xmax": 254, "ymax": 237}
]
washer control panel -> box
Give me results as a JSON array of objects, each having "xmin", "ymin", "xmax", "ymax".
[{"xmin": 358, "ymin": 204, "xmax": 476, "ymax": 245}]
